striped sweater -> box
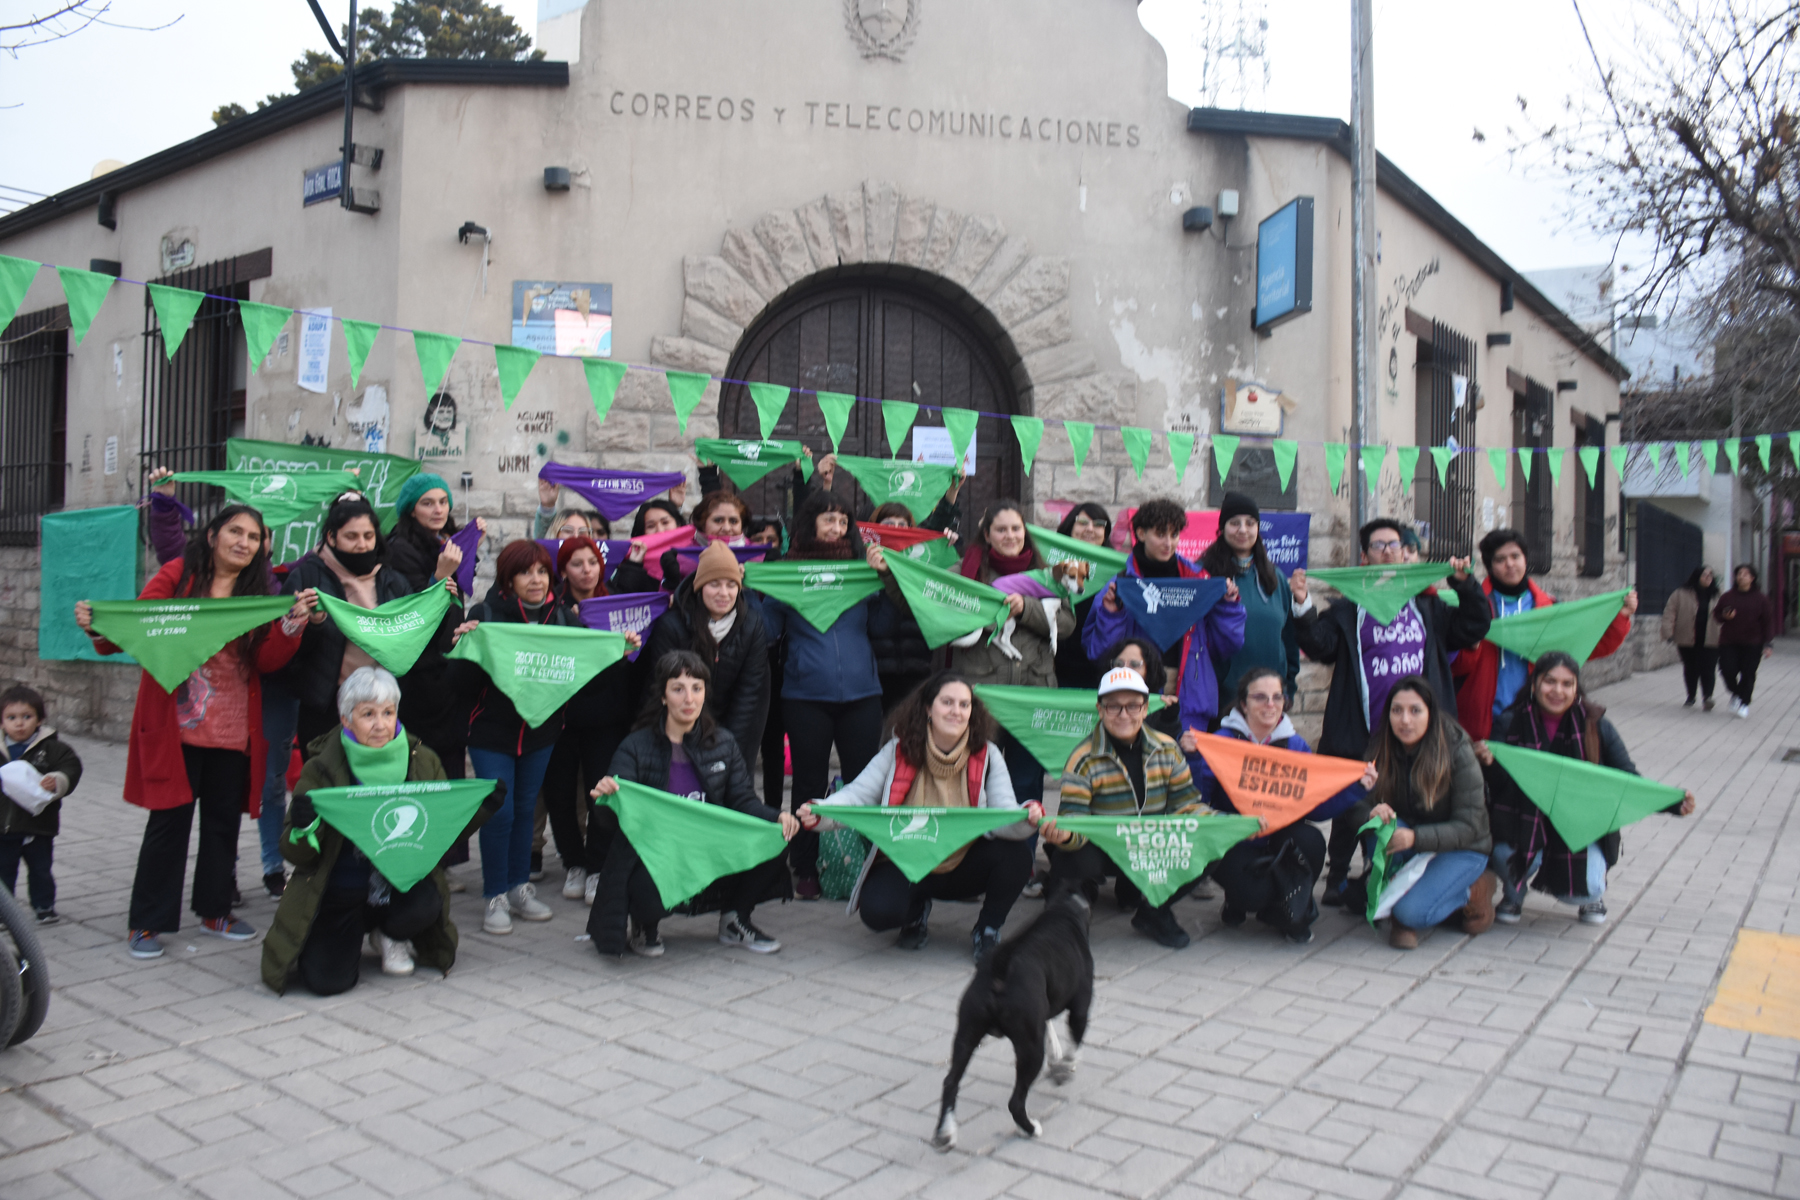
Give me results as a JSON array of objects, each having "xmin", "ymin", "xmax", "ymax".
[{"xmin": 1057, "ymin": 725, "xmax": 1203, "ymax": 850}]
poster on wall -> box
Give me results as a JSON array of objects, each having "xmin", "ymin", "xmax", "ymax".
[
  {"xmin": 411, "ymin": 390, "xmax": 467, "ymax": 465},
  {"xmin": 512, "ymin": 280, "xmax": 613, "ymax": 357},
  {"xmin": 298, "ymin": 308, "xmax": 332, "ymax": 393},
  {"xmin": 910, "ymin": 427, "xmax": 978, "ymax": 474},
  {"xmin": 1220, "ymin": 379, "xmax": 1287, "ymax": 436}
]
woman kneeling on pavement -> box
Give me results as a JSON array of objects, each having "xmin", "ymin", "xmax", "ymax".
[
  {"xmin": 801, "ymin": 671, "xmax": 1033, "ymax": 965},
  {"xmin": 588, "ymin": 651, "xmax": 798, "ymax": 958},
  {"xmin": 1478, "ymin": 652, "xmax": 1695, "ymax": 927},
  {"xmin": 1194, "ymin": 667, "xmax": 1376, "ymax": 945},
  {"xmin": 262, "ymin": 668, "xmax": 500, "ymax": 995},
  {"xmin": 1345, "ymin": 676, "xmax": 1496, "ymax": 950}
]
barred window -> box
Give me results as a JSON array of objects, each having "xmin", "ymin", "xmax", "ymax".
[{"xmin": 0, "ymin": 307, "xmax": 70, "ymax": 546}]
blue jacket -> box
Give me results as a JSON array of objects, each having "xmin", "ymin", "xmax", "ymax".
[
  {"xmin": 1083, "ymin": 553, "xmax": 1246, "ymax": 731},
  {"xmin": 1193, "ymin": 712, "xmax": 1366, "ymax": 826},
  {"xmin": 759, "ymin": 591, "xmax": 896, "ymax": 704}
]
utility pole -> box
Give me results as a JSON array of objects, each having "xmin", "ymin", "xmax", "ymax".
[{"xmin": 1350, "ymin": 0, "xmax": 1377, "ymax": 529}]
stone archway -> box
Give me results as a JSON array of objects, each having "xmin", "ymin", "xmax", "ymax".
[{"xmin": 587, "ymin": 180, "xmax": 1132, "ymax": 497}]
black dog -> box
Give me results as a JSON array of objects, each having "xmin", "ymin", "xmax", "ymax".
[{"xmin": 933, "ymin": 888, "xmax": 1093, "ymax": 1148}]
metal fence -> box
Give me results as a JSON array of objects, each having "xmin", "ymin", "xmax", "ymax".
[
  {"xmin": 0, "ymin": 306, "xmax": 69, "ymax": 546},
  {"xmin": 140, "ymin": 259, "xmax": 248, "ymax": 521}
]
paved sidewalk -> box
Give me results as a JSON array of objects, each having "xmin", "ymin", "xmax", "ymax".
[{"xmin": 2, "ymin": 650, "xmax": 1798, "ymax": 1199}]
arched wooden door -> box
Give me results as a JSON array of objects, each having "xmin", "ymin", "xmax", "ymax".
[{"xmin": 718, "ymin": 276, "xmax": 1024, "ymax": 530}]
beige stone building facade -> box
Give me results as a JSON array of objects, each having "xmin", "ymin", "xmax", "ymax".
[{"xmin": 0, "ymin": 0, "xmax": 1645, "ymax": 731}]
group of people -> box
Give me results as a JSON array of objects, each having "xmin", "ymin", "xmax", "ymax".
[{"xmin": 42, "ymin": 456, "xmax": 1729, "ymax": 996}]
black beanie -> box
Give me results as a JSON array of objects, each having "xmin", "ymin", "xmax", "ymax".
[{"xmin": 1218, "ymin": 491, "xmax": 1260, "ymax": 528}]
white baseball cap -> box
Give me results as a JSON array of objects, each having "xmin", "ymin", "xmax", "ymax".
[{"xmin": 1097, "ymin": 667, "xmax": 1149, "ymax": 697}]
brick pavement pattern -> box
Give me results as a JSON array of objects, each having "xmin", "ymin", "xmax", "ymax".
[{"xmin": 2, "ymin": 649, "xmax": 1797, "ymax": 1199}]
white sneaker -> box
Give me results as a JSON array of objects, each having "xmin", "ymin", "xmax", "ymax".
[
  {"xmin": 718, "ymin": 911, "xmax": 781, "ymax": 953},
  {"xmin": 584, "ymin": 873, "xmax": 599, "ymax": 905},
  {"xmin": 375, "ymin": 933, "xmax": 415, "ymax": 976},
  {"xmin": 628, "ymin": 918, "xmax": 664, "ymax": 957},
  {"xmin": 1578, "ymin": 901, "xmax": 1608, "ymax": 925},
  {"xmin": 562, "ymin": 867, "xmax": 588, "ymax": 900},
  {"xmin": 483, "ymin": 894, "xmax": 513, "ymax": 935},
  {"xmin": 507, "ymin": 883, "xmax": 553, "ymax": 921},
  {"xmin": 1739, "ymin": 704, "xmax": 1751, "ymax": 719}
]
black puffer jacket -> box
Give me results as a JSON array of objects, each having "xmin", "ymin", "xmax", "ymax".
[
  {"xmin": 384, "ymin": 528, "xmax": 468, "ymax": 750},
  {"xmin": 451, "ymin": 584, "xmax": 578, "ymax": 756},
  {"xmin": 638, "ymin": 578, "xmax": 771, "ymax": 758},
  {"xmin": 0, "ymin": 726, "xmax": 83, "ymax": 838},
  {"xmin": 870, "ymin": 604, "xmax": 934, "ymax": 702},
  {"xmin": 277, "ymin": 551, "xmax": 423, "ymax": 712}
]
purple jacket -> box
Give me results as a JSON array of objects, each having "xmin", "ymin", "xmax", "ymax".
[{"xmin": 1083, "ymin": 552, "xmax": 1246, "ymax": 731}]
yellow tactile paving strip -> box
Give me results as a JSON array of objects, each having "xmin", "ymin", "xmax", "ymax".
[{"xmin": 1705, "ymin": 928, "xmax": 1800, "ymax": 1039}]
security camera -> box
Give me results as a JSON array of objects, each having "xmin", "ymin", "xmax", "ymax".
[{"xmin": 457, "ymin": 222, "xmax": 490, "ymax": 244}]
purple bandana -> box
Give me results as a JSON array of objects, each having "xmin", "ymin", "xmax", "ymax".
[
  {"xmin": 448, "ymin": 522, "xmax": 483, "ymax": 597},
  {"xmin": 670, "ymin": 543, "xmax": 770, "ymax": 577},
  {"xmin": 538, "ymin": 462, "xmax": 686, "ymax": 521},
  {"xmin": 578, "ymin": 592, "xmax": 672, "ymax": 659}
]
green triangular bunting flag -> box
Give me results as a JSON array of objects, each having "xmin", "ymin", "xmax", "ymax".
[
  {"xmin": 0, "ymin": 254, "xmax": 40, "ymax": 333},
  {"xmin": 1724, "ymin": 438, "xmax": 1742, "ymax": 474},
  {"xmin": 1051, "ymin": 813, "xmax": 1261, "ymax": 907},
  {"xmin": 56, "ymin": 265, "xmax": 113, "ymax": 347},
  {"xmin": 1675, "ymin": 442, "xmax": 1691, "ymax": 478},
  {"xmin": 1431, "ymin": 446, "xmax": 1456, "ymax": 487},
  {"xmin": 743, "ymin": 560, "xmax": 884, "ymax": 634},
  {"xmin": 1756, "ymin": 434, "xmax": 1772, "ymax": 472},
  {"xmin": 1066, "ymin": 421, "xmax": 1095, "ymax": 476},
  {"xmin": 1699, "ymin": 440, "xmax": 1719, "ymax": 474},
  {"xmin": 1272, "ymin": 439, "xmax": 1298, "ymax": 493},
  {"xmin": 1545, "ymin": 447, "xmax": 1564, "ymax": 486},
  {"xmin": 835, "ymin": 455, "xmax": 954, "ymax": 522},
  {"xmin": 87, "ymin": 595, "xmax": 295, "ymax": 693},
  {"xmin": 582, "ymin": 358, "xmax": 627, "ymax": 424},
  {"xmin": 1168, "ymin": 432, "xmax": 1195, "ymax": 485},
  {"xmin": 1305, "ymin": 562, "xmax": 1454, "ymax": 625},
  {"xmin": 147, "ymin": 284, "xmax": 207, "ymax": 361},
  {"xmin": 1789, "ymin": 433, "xmax": 1799, "ymax": 472},
  {"xmin": 600, "ymin": 779, "xmax": 789, "ymax": 908},
  {"xmin": 817, "ymin": 392, "xmax": 855, "ymax": 452},
  {"xmin": 1362, "ymin": 444, "xmax": 1387, "ymax": 496},
  {"xmin": 1608, "ymin": 445, "xmax": 1629, "ymax": 480},
  {"xmin": 170, "ymin": 469, "xmax": 362, "ymax": 527},
  {"xmin": 1488, "ymin": 447, "xmax": 1508, "ymax": 488},
  {"xmin": 413, "ymin": 331, "xmax": 461, "ymax": 398},
  {"xmin": 1518, "ymin": 447, "xmax": 1533, "ymax": 485},
  {"xmin": 493, "ymin": 344, "xmax": 540, "ymax": 410},
  {"xmin": 238, "ymin": 301, "xmax": 293, "ymax": 375},
  {"xmin": 315, "ymin": 584, "xmax": 455, "ymax": 677},
  {"xmin": 943, "ymin": 408, "xmax": 980, "ymax": 467},
  {"xmin": 1485, "ymin": 741, "xmax": 1684, "ymax": 851},
  {"xmin": 445, "ymin": 624, "xmax": 628, "ymax": 727},
  {"xmin": 1325, "ymin": 443, "xmax": 1348, "ymax": 493},
  {"xmin": 1213, "ymin": 434, "xmax": 1241, "ymax": 484},
  {"xmin": 1120, "ymin": 427, "xmax": 1152, "ymax": 480},
  {"xmin": 343, "ymin": 319, "xmax": 379, "ymax": 389},
  {"xmin": 1396, "ymin": 445, "xmax": 1420, "ymax": 485},
  {"xmin": 1579, "ymin": 446, "xmax": 1600, "ymax": 488},
  {"xmin": 974, "ymin": 685, "xmax": 1165, "ymax": 776},
  {"xmin": 812, "ymin": 804, "xmax": 1028, "ymax": 883},
  {"xmin": 666, "ymin": 370, "xmax": 711, "ymax": 435},
  {"xmin": 693, "ymin": 438, "xmax": 805, "ymax": 489},
  {"xmin": 1482, "ymin": 588, "xmax": 1630, "ymax": 663},
  {"xmin": 305, "ymin": 779, "xmax": 496, "ymax": 892},
  {"xmin": 1012, "ymin": 416, "xmax": 1046, "ymax": 476},
  {"xmin": 882, "ymin": 400, "xmax": 919, "ymax": 458},
  {"xmin": 748, "ymin": 382, "xmax": 790, "ymax": 440},
  {"xmin": 1646, "ymin": 443, "xmax": 1661, "ymax": 474},
  {"xmin": 882, "ymin": 550, "xmax": 1013, "ymax": 649}
]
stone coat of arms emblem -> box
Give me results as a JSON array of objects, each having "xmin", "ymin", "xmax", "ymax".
[{"xmin": 844, "ymin": 0, "xmax": 920, "ymax": 61}]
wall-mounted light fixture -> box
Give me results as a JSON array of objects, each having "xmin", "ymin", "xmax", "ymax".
[
  {"xmin": 89, "ymin": 258, "xmax": 121, "ymax": 276},
  {"xmin": 457, "ymin": 222, "xmax": 490, "ymax": 244},
  {"xmin": 544, "ymin": 167, "xmax": 571, "ymax": 191},
  {"xmin": 1557, "ymin": 380, "xmax": 1578, "ymax": 392},
  {"xmin": 1182, "ymin": 206, "xmax": 1213, "ymax": 232},
  {"xmin": 1500, "ymin": 280, "xmax": 1515, "ymax": 313},
  {"xmin": 96, "ymin": 192, "xmax": 117, "ymax": 231},
  {"xmin": 1486, "ymin": 332, "xmax": 1512, "ymax": 347}
]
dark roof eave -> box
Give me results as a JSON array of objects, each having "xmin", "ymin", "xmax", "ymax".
[
  {"xmin": 0, "ymin": 58, "xmax": 570, "ymax": 241},
  {"xmin": 1187, "ymin": 107, "xmax": 1631, "ymax": 383}
]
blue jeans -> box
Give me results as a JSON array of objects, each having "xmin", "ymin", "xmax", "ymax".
[
  {"xmin": 1491, "ymin": 842, "xmax": 1606, "ymax": 906},
  {"xmin": 468, "ymin": 745, "xmax": 556, "ymax": 899},
  {"xmin": 258, "ymin": 677, "xmax": 300, "ymax": 876},
  {"xmin": 1389, "ymin": 849, "xmax": 1489, "ymax": 930}
]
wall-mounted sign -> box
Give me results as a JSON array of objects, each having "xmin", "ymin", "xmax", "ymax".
[
  {"xmin": 1254, "ymin": 197, "xmax": 1314, "ymax": 331},
  {"xmin": 303, "ymin": 162, "xmax": 343, "ymax": 207},
  {"xmin": 512, "ymin": 280, "xmax": 613, "ymax": 357},
  {"xmin": 1220, "ymin": 379, "xmax": 1286, "ymax": 436}
]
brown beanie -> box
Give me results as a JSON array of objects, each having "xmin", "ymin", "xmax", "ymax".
[{"xmin": 692, "ymin": 540, "xmax": 742, "ymax": 590}]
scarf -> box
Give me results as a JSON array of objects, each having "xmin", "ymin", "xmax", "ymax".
[
  {"xmin": 707, "ymin": 610, "xmax": 738, "ymax": 642},
  {"xmin": 341, "ymin": 727, "xmax": 409, "ymax": 785},
  {"xmin": 319, "ymin": 545, "xmax": 380, "ymax": 680},
  {"xmin": 1133, "ymin": 542, "xmax": 1181, "ymax": 579},
  {"xmin": 1490, "ymin": 574, "xmax": 1530, "ymax": 599},
  {"xmin": 789, "ymin": 539, "xmax": 854, "ymax": 561},
  {"xmin": 910, "ymin": 728, "xmax": 974, "ymax": 874},
  {"xmin": 960, "ymin": 544, "xmax": 1033, "ymax": 581}
]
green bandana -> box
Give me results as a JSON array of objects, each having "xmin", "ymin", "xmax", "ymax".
[
  {"xmin": 225, "ymin": 438, "xmax": 422, "ymax": 563},
  {"xmin": 813, "ymin": 805, "xmax": 1028, "ymax": 883},
  {"xmin": 902, "ymin": 537, "xmax": 962, "ymax": 571},
  {"xmin": 1052, "ymin": 813, "xmax": 1261, "ymax": 907},
  {"xmin": 834, "ymin": 456, "xmax": 954, "ymax": 522},
  {"xmin": 599, "ymin": 778, "xmax": 789, "ymax": 908},
  {"xmin": 170, "ymin": 469, "xmax": 363, "ymax": 528},
  {"xmin": 882, "ymin": 552, "xmax": 1013, "ymax": 649},
  {"xmin": 1481, "ymin": 588, "xmax": 1630, "ymax": 663},
  {"xmin": 743, "ymin": 560, "xmax": 884, "ymax": 634},
  {"xmin": 316, "ymin": 585, "xmax": 453, "ymax": 676},
  {"xmin": 445, "ymin": 624, "xmax": 628, "ymax": 727},
  {"xmin": 1485, "ymin": 741, "xmax": 1684, "ymax": 850},
  {"xmin": 1306, "ymin": 562, "xmax": 1455, "ymax": 625},
  {"xmin": 1358, "ymin": 817, "xmax": 1399, "ymax": 925},
  {"xmin": 973, "ymin": 686, "xmax": 1166, "ymax": 774},
  {"xmin": 1026, "ymin": 523, "xmax": 1129, "ymax": 582},
  {"xmin": 341, "ymin": 729, "xmax": 409, "ymax": 785},
  {"xmin": 87, "ymin": 595, "xmax": 294, "ymax": 693},
  {"xmin": 693, "ymin": 438, "xmax": 807, "ymax": 489},
  {"xmin": 304, "ymin": 779, "xmax": 496, "ymax": 891}
]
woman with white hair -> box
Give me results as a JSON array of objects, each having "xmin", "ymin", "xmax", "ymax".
[{"xmin": 261, "ymin": 668, "xmax": 499, "ymax": 995}]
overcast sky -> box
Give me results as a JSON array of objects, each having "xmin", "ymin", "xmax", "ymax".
[{"xmin": 3, "ymin": 0, "xmax": 1637, "ymax": 276}]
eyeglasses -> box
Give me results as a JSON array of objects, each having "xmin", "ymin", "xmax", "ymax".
[
  {"xmin": 1099, "ymin": 700, "xmax": 1146, "ymax": 716},
  {"xmin": 1367, "ymin": 538, "xmax": 1402, "ymax": 551},
  {"xmin": 1245, "ymin": 692, "xmax": 1284, "ymax": 706}
]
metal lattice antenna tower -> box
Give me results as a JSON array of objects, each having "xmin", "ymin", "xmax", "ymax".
[{"xmin": 1193, "ymin": 0, "xmax": 1270, "ymax": 110}]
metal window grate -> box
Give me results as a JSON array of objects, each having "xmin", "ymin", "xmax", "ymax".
[
  {"xmin": 1418, "ymin": 319, "xmax": 1476, "ymax": 560},
  {"xmin": 139, "ymin": 258, "xmax": 250, "ymax": 521},
  {"xmin": 0, "ymin": 306, "xmax": 70, "ymax": 546},
  {"xmin": 1577, "ymin": 413, "xmax": 1606, "ymax": 577},
  {"xmin": 1516, "ymin": 378, "xmax": 1554, "ymax": 573}
]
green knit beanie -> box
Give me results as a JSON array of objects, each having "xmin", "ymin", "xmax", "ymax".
[{"xmin": 395, "ymin": 473, "xmax": 452, "ymax": 519}]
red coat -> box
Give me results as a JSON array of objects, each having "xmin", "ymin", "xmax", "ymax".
[
  {"xmin": 1452, "ymin": 578, "xmax": 1631, "ymax": 740},
  {"xmin": 93, "ymin": 560, "xmax": 301, "ymax": 814}
]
